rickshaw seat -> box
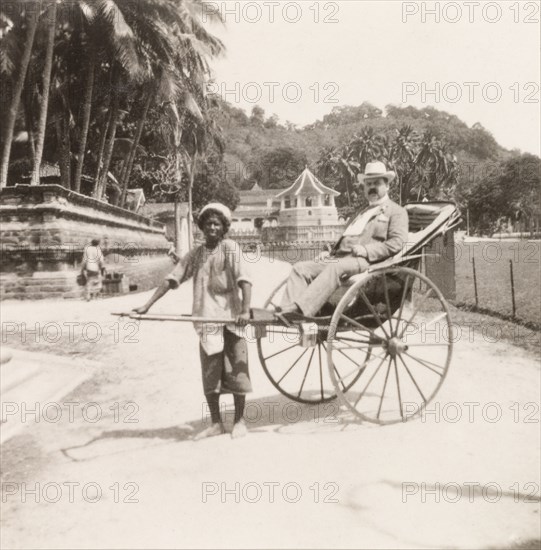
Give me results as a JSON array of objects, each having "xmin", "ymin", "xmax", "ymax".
[{"xmin": 335, "ymin": 202, "xmax": 458, "ymax": 290}]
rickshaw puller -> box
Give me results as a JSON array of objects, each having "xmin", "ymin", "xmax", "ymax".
[{"xmin": 133, "ymin": 203, "xmax": 253, "ymax": 440}]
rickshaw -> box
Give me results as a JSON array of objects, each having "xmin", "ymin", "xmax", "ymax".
[
  {"xmin": 253, "ymin": 201, "xmax": 461, "ymax": 425},
  {"xmin": 117, "ymin": 201, "xmax": 461, "ymax": 426}
]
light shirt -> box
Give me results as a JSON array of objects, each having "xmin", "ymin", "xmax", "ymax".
[
  {"xmin": 342, "ymin": 206, "xmax": 382, "ymax": 237},
  {"xmin": 83, "ymin": 245, "xmax": 104, "ymax": 273},
  {"xmin": 166, "ymin": 239, "xmax": 252, "ymax": 355},
  {"xmin": 342, "ymin": 194, "xmax": 390, "ymax": 237}
]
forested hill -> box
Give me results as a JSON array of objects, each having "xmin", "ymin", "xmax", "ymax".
[
  {"xmin": 217, "ymin": 101, "xmax": 509, "ymax": 192},
  {"xmin": 215, "ymin": 100, "xmax": 541, "ymax": 234}
]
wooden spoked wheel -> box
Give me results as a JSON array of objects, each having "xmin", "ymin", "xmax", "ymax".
[
  {"xmin": 327, "ymin": 267, "xmax": 453, "ymax": 425},
  {"xmin": 256, "ymin": 279, "xmax": 369, "ymax": 404}
]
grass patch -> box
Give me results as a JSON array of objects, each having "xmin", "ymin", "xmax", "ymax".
[
  {"xmin": 449, "ymin": 304, "xmax": 540, "ymax": 356},
  {"xmin": 454, "ymin": 239, "xmax": 540, "ymax": 326}
]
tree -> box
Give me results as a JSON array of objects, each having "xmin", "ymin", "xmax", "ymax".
[
  {"xmin": 30, "ymin": 0, "xmax": 56, "ymax": 185},
  {"xmin": 317, "ymin": 127, "xmax": 387, "ymax": 207},
  {"xmin": 316, "ymin": 126, "xmax": 458, "ymax": 208},
  {"xmin": 285, "ymin": 120, "xmax": 297, "ymax": 132},
  {"xmin": 316, "ymin": 146, "xmax": 355, "ymax": 207},
  {"xmin": 250, "ymin": 105, "xmax": 265, "ymax": 127},
  {"xmin": 402, "ymin": 131, "xmax": 458, "ymax": 201},
  {"xmin": 319, "ymin": 103, "xmax": 383, "ymax": 127},
  {"xmin": 119, "ymin": 0, "xmax": 225, "ymax": 228},
  {"xmin": 386, "ymin": 125, "xmax": 417, "ymax": 204},
  {"xmin": 72, "ymin": 46, "xmax": 95, "ymax": 192},
  {"xmin": 177, "ymin": 107, "xmax": 223, "ymax": 247},
  {"xmin": 0, "ymin": 1, "xmax": 39, "ymax": 187},
  {"xmin": 116, "ymin": 0, "xmax": 222, "ymax": 201},
  {"xmin": 264, "ymin": 113, "xmax": 279, "ymax": 129},
  {"xmin": 0, "ymin": 0, "xmax": 225, "ymax": 201},
  {"xmin": 191, "ymin": 154, "xmax": 239, "ymax": 211},
  {"xmin": 250, "ymin": 146, "xmax": 307, "ymax": 189},
  {"xmin": 466, "ymin": 153, "xmax": 540, "ymax": 234},
  {"xmin": 69, "ymin": 0, "xmax": 141, "ymax": 192}
]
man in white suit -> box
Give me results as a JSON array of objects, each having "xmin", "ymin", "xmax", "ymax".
[{"xmin": 280, "ymin": 161, "xmax": 409, "ymax": 317}]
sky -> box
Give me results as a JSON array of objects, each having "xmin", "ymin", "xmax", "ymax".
[{"xmin": 206, "ymin": 0, "xmax": 540, "ymax": 155}]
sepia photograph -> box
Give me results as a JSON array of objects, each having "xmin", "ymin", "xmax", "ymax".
[{"xmin": 0, "ymin": 1, "xmax": 540, "ymax": 548}]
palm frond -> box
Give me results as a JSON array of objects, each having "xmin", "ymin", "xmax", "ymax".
[{"xmin": 93, "ymin": 0, "xmax": 141, "ymax": 77}]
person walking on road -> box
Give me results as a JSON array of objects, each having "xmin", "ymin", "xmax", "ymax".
[
  {"xmin": 82, "ymin": 238, "xmax": 105, "ymax": 301},
  {"xmin": 133, "ymin": 203, "xmax": 253, "ymax": 440}
]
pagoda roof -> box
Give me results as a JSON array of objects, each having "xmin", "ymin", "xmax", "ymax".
[{"xmin": 275, "ymin": 167, "xmax": 339, "ymax": 198}]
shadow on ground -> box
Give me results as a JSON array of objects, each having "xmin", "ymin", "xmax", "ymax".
[{"xmin": 60, "ymin": 393, "xmax": 362, "ymax": 461}]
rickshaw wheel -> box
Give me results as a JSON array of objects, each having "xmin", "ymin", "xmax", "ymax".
[
  {"xmin": 327, "ymin": 267, "xmax": 453, "ymax": 425},
  {"xmin": 256, "ymin": 279, "xmax": 369, "ymax": 404}
]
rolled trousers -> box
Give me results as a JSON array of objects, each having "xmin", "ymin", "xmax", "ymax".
[
  {"xmin": 281, "ymin": 255, "xmax": 370, "ymax": 317},
  {"xmin": 199, "ymin": 329, "xmax": 252, "ymax": 395}
]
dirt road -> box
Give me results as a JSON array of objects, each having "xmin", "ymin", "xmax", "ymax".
[{"xmin": 1, "ymin": 258, "xmax": 539, "ymax": 549}]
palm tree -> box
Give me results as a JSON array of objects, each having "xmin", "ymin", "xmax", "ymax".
[
  {"xmin": 316, "ymin": 146, "xmax": 355, "ymax": 207},
  {"xmin": 386, "ymin": 125, "xmax": 417, "ymax": 204},
  {"xmin": 1, "ymin": 0, "xmax": 143, "ymax": 190},
  {"xmin": 348, "ymin": 127, "xmax": 387, "ymax": 170},
  {"xmin": 118, "ymin": 0, "xmax": 225, "ymax": 227},
  {"xmin": 30, "ymin": 0, "xmax": 57, "ymax": 185},
  {"xmin": 113, "ymin": 0, "xmax": 225, "ymax": 207},
  {"xmin": 176, "ymin": 94, "xmax": 225, "ymax": 248},
  {"xmin": 317, "ymin": 128, "xmax": 388, "ymax": 208},
  {"xmin": 317, "ymin": 126, "xmax": 458, "ymax": 207},
  {"xmin": 1, "ymin": 0, "xmax": 225, "ymax": 203},
  {"xmin": 73, "ymin": 0, "xmax": 144, "ymax": 194},
  {"xmin": 72, "ymin": 43, "xmax": 95, "ymax": 192},
  {"xmin": 0, "ymin": 1, "xmax": 39, "ymax": 187},
  {"xmin": 405, "ymin": 132, "xmax": 457, "ymax": 201}
]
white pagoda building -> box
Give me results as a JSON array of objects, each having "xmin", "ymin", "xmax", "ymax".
[
  {"xmin": 276, "ymin": 167, "xmax": 340, "ymax": 226},
  {"xmin": 269, "ymin": 167, "xmax": 343, "ymax": 242}
]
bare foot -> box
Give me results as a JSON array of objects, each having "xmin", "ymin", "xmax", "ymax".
[{"xmin": 231, "ymin": 420, "xmax": 248, "ymax": 439}]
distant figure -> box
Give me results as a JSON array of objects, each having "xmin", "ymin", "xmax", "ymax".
[{"xmin": 82, "ymin": 238, "xmax": 105, "ymax": 301}]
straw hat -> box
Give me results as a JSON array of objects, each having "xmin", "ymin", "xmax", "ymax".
[{"xmin": 357, "ymin": 161, "xmax": 396, "ymax": 184}]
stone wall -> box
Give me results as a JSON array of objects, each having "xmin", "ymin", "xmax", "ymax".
[{"xmin": 1, "ymin": 185, "xmax": 173, "ymax": 300}]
